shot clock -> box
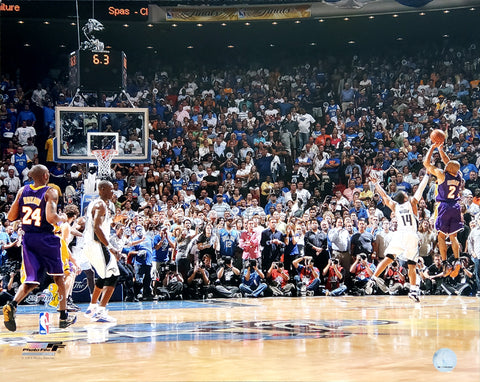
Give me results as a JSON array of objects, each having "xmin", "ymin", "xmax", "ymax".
[{"xmin": 69, "ymin": 50, "xmax": 127, "ymax": 92}]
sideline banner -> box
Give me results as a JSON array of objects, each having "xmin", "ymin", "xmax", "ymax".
[{"xmin": 73, "ymin": 272, "xmax": 123, "ymax": 302}]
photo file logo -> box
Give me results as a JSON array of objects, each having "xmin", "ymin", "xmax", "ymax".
[{"xmin": 22, "ymin": 342, "xmax": 66, "ymax": 358}]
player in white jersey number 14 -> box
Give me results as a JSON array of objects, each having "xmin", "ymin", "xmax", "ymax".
[{"xmin": 366, "ymin": 173, "xmax": 429, "ymax": 302}]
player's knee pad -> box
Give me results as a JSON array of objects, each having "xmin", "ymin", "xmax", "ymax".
[
  {"xmin": 407, "ymin": 260, "xmax": 416, "ymax": 266},
  {"xmin": 103, "ymin": 275, "xmax": 118, "ymax": 287},
  {"xmin": 386, "ymin": 254, "xmax": 395, "ymax": 261},
  {"xmin": 95, "ymin": 277, "xmax": 105, "ymax": 289}
]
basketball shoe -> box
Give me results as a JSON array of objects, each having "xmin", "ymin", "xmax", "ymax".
[
  {"xmin": 3, "ymin": 302, "xmax": 17, "ymax": 332},
  {"xmin": 92, "ymin": 308, "xmax": 117, "ymax": 323},
  {"xmin": 59, "ymin": 314, "xmax": 77, "ymax": 329},
  {"xmin": 450, "ymin": 262, "xmax": 461, "ymax": 278},
  {"xmin": 66, "ymin": 296, "xmax": 81, "ymax": 312},
  {"xmin": 84, "ymin": 303, "xmax": 98, "ymax": 319},
  {"xmin": 408, "ymin": 291, "xmax": 420, "ymax": 303}
]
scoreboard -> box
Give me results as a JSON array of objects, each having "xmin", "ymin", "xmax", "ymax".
[{"xmin": 69, "ymin": 50, "xmax": 127, "ymax": 92}]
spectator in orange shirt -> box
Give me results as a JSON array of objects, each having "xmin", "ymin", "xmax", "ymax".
[{"xmin": 314, "ymin": 126, "xmax": 331, "ymax": 147}]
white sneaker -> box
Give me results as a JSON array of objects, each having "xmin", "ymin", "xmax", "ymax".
[
  {"xmin": 408, "ymin": 292, "xmax": 420, "ymax": 303},
  {"xmin": 365, "ymin": 279, "xmax": 375, "ymax": 295},
  {"xmin": 84, "ymin": 304, "xmax": 98, "ymax": 319},
  {"xmin": 92, "ymin": 310, "xmax": 117, "ymax": 323}
]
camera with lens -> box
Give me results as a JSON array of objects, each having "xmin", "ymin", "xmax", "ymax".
[
  {"xmin": 360, "ymin": 254, "xmax": 367, "ymax": 261},
  {"xmin": 249, "ymin": 259, "xmax": 257, "ymax": 269},
  {"xmin": 332, "ymin": 259, "xmax": 339, "ymax": 265},
  {"xmin": 391, "ymin": 261, "xmax": 398, "ymax": 268}
]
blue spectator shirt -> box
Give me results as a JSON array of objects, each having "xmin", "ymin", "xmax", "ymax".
[
  {"xmin": 153, "ymin": 234, "xmax": 175, "ymax": 263},
  {"xmin": 0, "ymin": 231, "xmax": 11, "ymax": 264},
  {"xmin": 171, "ymin": 177, "xmax": 185, "ymax": 193},
  {"xmin": 43, "ymin": 106, "xmax": 55, "ymax": 128},
  {"xmin": 255, "ymin": 155, "xmax": 273, "ymax": 180},
  {"xmin": 218, "ymin": 228, "xmax": 239, "ymax": 258},
  {"xmin": 12, "ymin": 152, "xmax": 28, "ymax": 174},
  {"xmin": 349, "ymin": 207, "xmax": 368, "ymax": 220},
  {"xmin": 132, "ymin": 235, "xmax": 154, "ymax": 266},
  {"xmin": 18, "ymin": 110, "xmax": 36, "ymax": 125},
  {"xmin": 242, "ymin": 269, "xmax": 262, "ymax": 288},
  {"xmin": 461, "ymin": 163, "xmax": 478, "ymax": 181}
]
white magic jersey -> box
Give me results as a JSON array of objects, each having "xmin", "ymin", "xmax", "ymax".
[
  {"xmin": 83, "ymin": 198, "xmax": 118, "ymax": 279},
  {"xmin": 84, "ymin": 199, "xmax": 113, "ymax": 243},
  {"xmin": 394, "ymin": 201, "xmax": 417, "ymax": 232}
]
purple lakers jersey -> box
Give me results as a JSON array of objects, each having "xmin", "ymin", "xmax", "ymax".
[
  {"xmin": 18, "ymin": 185, "xmax": 54, "ymax": 233},
  {"xmin": 436, "ymin": 171, "xmax": 462, "ymax": 203}
]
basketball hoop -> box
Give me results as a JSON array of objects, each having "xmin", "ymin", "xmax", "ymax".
[{"xmin": 92, "ymin": 149, "xmax": 118, "ymax": 179}]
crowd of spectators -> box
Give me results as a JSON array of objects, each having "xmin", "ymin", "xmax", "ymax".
[{"xmin": 1, "ymin": 43, "xmax": 480, "ymax": 304}]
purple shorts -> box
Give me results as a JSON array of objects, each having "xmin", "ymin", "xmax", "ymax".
[
  {"xmin": 435, "ymin": 202, "xmax": 463, "ymax": 235},
  {"xmin": 22, "ymin": 233, "xmax": 63, "ymax": 284}
]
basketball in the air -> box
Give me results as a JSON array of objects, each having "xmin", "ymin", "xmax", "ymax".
[{"xmin": 430, "ymin": 129, "xmax": 446, "ymax": 145}]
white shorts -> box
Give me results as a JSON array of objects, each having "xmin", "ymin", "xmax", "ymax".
[
  {"xmin": 71, "ymin": 246, "xmax": 92, "ymax": 271},
  {"xmin": 384, "ymin": 231, "xmax": 419, "ymax": 262},
  {"xmin": 84, "ymin": 241, "xmax": 120, "ymax": 279}
]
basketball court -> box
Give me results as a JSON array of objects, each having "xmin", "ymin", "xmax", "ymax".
[
  {"xmin": 13, "ymin": 75, "xmax": 477, "ymax": 382},
  {"xmin": 1, "ymin": 296, "xmax": 479, "ymax": 381}
]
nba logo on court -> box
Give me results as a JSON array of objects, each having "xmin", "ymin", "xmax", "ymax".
[{"xmin": 39, "ymin": 312, "xmax": 50, "ymax": 335}]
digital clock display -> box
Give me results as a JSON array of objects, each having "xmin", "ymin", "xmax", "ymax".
[
  {"xmin": 92, "ymin": 53, "xmax": 111, "ymax": 65},
  {"xmin": 68, "ymin": 50, "xmax": 127, "ymax": 92}
]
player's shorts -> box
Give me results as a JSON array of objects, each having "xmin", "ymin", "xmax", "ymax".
[
  {"xmin": 384, "ymin": 231, "xmax": 419, "ymax": 262},
  {"xmin": 22, "ymin": 233, "xmax": 63, "ymax": 284},
  {"xmin": 60, "ymin": 238, "xmax": 71, "ymax": 276},
  {"xmin": 71, "ymin": 246, "xmax": 92, "ymax": 271},
  {"xmin": 435, "ymin": 202, "xmax": 463, "ymax": 235},
  {"xmin": 84, "ymin": 241, "xmax": 120, "ymax": 280}
]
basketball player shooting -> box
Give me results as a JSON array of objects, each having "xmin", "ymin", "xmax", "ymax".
[
  {"xmin": 366, "ymin": 172, "xmax": 429, "ymax": 302},
  {"xmin": 423, "ymin": 141, "xmax": 463, "ymax": 268}
]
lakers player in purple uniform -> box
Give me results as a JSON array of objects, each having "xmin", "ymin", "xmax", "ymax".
[
  {"xmin": 3, "ymin": 165, "xmax": 76, "ymax": 331},
  {"xmin": 424, "ymin": 142, "xmax": 463, "ymax": 268}
]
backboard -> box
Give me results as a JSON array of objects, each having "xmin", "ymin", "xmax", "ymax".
[
  {"xmin": 54, "ymin": 106, "xmax": 151, "ymax": 163},
  {"xmin": 87, "ymin": 132, "xmax": 119, "ymax": 153}
]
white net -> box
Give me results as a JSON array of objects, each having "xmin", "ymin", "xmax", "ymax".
[{"xmin": 92, "ymin": 149, "xmax": 118, "ymax": 179}]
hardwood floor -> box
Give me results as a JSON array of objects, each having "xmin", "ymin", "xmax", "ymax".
[{"xmin": 1, "ymin": 296, "xmax": 479, "ymax": 381}]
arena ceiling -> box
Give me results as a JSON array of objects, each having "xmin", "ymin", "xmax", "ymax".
[{"xmin": 0, "ymin": 1, "xmax": 479, "ymax": 86}]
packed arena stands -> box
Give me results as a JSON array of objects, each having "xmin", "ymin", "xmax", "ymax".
[{"xmin": 1, "ymin": 41, "xmax": 480, "ymax": 306}]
